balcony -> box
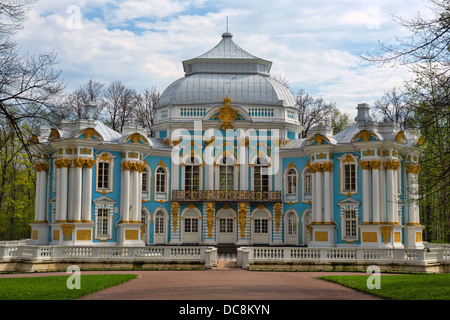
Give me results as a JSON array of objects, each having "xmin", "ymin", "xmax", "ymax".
[{"xmin": 172, "ymin": 190, "xmax": 282, "ymax": 203}]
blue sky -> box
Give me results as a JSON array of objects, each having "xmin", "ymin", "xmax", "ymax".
[{"xmin": 15, "ymin": 0, "xmax": 432, "ymax": 116}]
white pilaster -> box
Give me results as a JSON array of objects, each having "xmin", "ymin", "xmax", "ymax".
[
  {"xmin": 361, "ymin": 162, "xmax": 371, "ymax": 224},
  {"xmin": 121, "ymin": 166, "xmax": 131, "ymax": 222},
  {"xmin": 314, "ymin": 169, "xmax": 323, "ymax": 223},
  {"xmin": 372, "ymin": 166, "xmax": 380, "ymax": 224},
  {"xmin": 72, "ymin": 165, "xmax": 83, "ymax": 222},
  {"xmin": 82, "ymin": 164, "xmax": 93, "ymax": 222},
  {"xmin": 386, "ymin": 167, "xmax": 395, "ymax": 224}
]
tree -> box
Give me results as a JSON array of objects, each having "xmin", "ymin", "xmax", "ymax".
[
  {"xmin": 0, "ymin": 0, "xmax": 65, "ymax": 157},
  {"xmin": 294, "ymin": 89, "xmax": 336, "ymax": 138},
  {"xmin": 365, "ymin": 0, "xmax": 450, "ymax": 242},
  {"xmin": 134, "ymin": 87, "xmax": 160, "ymax": 137},
  {"xmin": 328, "ymin": 106, "xmax": 353, "ymax": 134},
  {"xmin": 407, "ymin": 63, "xmax": 450, "ymax": 242},
  {"xmin": 101, "ymin": 81, "xmax": 139, "ymax": 132},
  {"xmin": 63, "ymin": 79, "xmax": 104, "ymax": 120},
  {"xmin": 373, "ymin": 87, "xmax": 412, "ymax": 130},
  {"xmin": 362, "ymin": 0, "xmax": 450, "ymax": 74},
  {"xmin": 0, "ymin": 115, "xmax": 35, "ymax": 240}
]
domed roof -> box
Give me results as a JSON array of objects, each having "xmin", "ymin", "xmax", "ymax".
[{"xmin": 157, "ymin": 33, "xmax": 296, "ymax": 108}]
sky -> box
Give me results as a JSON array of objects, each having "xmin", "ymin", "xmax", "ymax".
[{"xmin": 14, "ymin": 0, "xmax": 433, "ymax": 117}]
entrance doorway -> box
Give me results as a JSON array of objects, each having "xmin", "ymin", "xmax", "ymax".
[
  {"xmin": 216, "ymin": 209, "xmax": 236, "ymax": 243},
  {"xmin": 252, "ymin": 210, "xmax": 270, "ymax": 244}
]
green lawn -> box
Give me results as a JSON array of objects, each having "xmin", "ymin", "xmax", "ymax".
[
  {"xmin": 0, "ymin": 274, "xmax": 137, "ymax": 300},
  {"xmin": 318, "ymin": 274, "xmax": 450, "ymax": 300}
]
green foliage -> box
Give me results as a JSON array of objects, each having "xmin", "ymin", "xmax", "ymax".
[
  {"xmin": 0, "ymin": 274, "xmax": 137, "ymax": 300},
  {"xmin": 319, "ymin": 274, "xmax": 450, "ymax": 300},
  {"xmin": 406, "ymin": 63, "xmax": 450, "ymax": 242},
  {"xmin": 0, "ymin": 116, "xmax": 36, "ymax": 240}
]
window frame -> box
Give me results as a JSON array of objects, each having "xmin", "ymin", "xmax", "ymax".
[
  {"xmin": 339, "ymin": 153, "xmax": 359, "ymax": 196},
  {"xmin": 95, "ymin": 152, "xmax": 114, "ymax": 194}
]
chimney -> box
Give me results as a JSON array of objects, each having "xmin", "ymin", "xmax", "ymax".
[
  {"xmin": 354, "ymin": 103, "xmax": 372, "ymax": 124},
  {"xmin": 82, "ymin": 101, "xmax": 98, "ymax": 120}
]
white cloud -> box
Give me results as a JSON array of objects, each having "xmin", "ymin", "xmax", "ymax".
[{"xmin": 13, "ymin": 0, "xmax": 430, "ymax": 116}]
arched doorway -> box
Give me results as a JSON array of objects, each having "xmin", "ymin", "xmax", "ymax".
[
  {"xmin": 153, "ymin": 209, "xmax": 168, "ymax": 244},
  {"xmin": 285, "ymin": 210, "xmax": 299, "ymax": 245},
  {"xmin": 182, "ymin": 209, "xmax": 201, "ymax": 244},
  {"xmin": 252, "ymin": 210, "xmax": 270, "ymax": 244},
  {"xmin": 216, "ymin": 208, "xmax": 236, "ymax": 243},
  {"xmin": 302, "ymin": 209, "xmax": 312, "ymax": 246}
]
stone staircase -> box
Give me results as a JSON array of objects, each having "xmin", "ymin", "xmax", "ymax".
[{"xmin": 215, "ymin": 244, "xmax": 238, "ymax": 269}]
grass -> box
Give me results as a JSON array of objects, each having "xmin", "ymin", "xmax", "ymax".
[
  {"xmin": 318, "ymin": 273, "xmax": 450, "ymax": 300},
  {"xmin": 0, "ymin": 274, "xmax": 137, "ymax": 300}
]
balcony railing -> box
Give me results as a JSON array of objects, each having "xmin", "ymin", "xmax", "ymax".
[{"xmin": 172, "ymin": 190, "xmax": 282, "ymax": 203}]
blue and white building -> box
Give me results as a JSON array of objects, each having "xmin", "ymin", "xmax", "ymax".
[{"xmin": 30, "ymin": 32, "xmax": 424, "ymax": 249}]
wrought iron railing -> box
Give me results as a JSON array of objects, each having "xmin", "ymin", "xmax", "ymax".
[{"xmin": 172, "ymin": 190, "xmax": 281, "ymax": 202}]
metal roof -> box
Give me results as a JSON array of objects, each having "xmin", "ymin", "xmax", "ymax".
[{"xmin": 158, "ymin": 32, "xmax": 294, "ymax": 109}]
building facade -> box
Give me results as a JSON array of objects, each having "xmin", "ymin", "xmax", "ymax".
[{"xmin": 30, "ymin": 32, "xmax": 424, "ymax": 249}]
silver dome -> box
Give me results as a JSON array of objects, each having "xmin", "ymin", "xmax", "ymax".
[{"xmin": 157, "ymin": 33, "xmax": 296, "ymax": 108}]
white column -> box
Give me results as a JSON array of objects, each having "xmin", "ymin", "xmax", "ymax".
[
  {"xmin": 71, "ymin": 165, "xmax": 83, "ymax": 222},
  {"xmin": 60, "ymin": 166, "xmax": 69, "ymax": 222},
  {"xmin": 408, "ymin": 170, "xmax": 420, "ymax": 224},
  {"xmin": 361, "ymin": 161, "xmax": 371, "ymax": 224},
  {"xmin": 82, "ymin": 160, "xmax": 94, "ymax": 222},
  {"xmin": 379, "ymin": 167, "xmax": 386, "ymax": 223},
  {"xmin": 386, "ymin": 166, "xmax": 395, "ymax": 224},
  {"xmin": 55, "ymin": 166, "xmax": 61, "ymax": 221},
  {"xmin": 314, "ymin": 167, "xmax": 323, "ymax": 223},
  {"xmin": 372, "ymin": 163, "xmax": 380, "ymax": 224},
  {"xmin": 37, "ymin": 170, "xmax": 47, "ymax": 221},
  {"xmin": 34, "ymin": 169, "xmax": 42, "ymax": 222},
  {"xmin": 137, "ymin": 168, "xmax": 143, "ymax": 221},
  {"xmin": 393, "ymin": 168, "xmax": 399, "ymax": 224},
  {"xmin": 239, "ymin": 139, "xmax": 248, "ymax": 191},
  {"xmin": 121, "ymin": 164, "xmax": 131, "ymax": 222},
  {"xmin": 171, "ymin": 146, "xmax": 180, "ymax": 192},
  {"xmin": 323, "ymin": 164, "xmax": 332, "ymax": 223},
  {"xmin": 311, "ymin": 170, "xmax": 316, "ymax": 221},
  {"xmin": 131, "ymin": 168, "xmax": 140, "ymax": 222}
]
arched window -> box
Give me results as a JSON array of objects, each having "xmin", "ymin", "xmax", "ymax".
[
  {"xmin": 339, "ymin": 153, "xmax": 359, "ymax": 195},
  {"xmin": 154, "ymin": 210, "xmax": 164, "ymax": 235},
  {"xmin": 304, "ymin": 168, "xmax": 312, "ymax": 195},
  {"xmin": 96, "ymin": 152, "xmax": 114, "ymax": 193},
  {"xmin": 142, "ymin": 167, "xmax": 149, "ymax": 192},
  {"xmin": 185, "ymin": 157, "xmax": 200, "ymax": 192},
  {"xmin": 287, "ymin": 212, "xmax": 297, "ymax": 236},
  {"xmin": 254, "ymin": 157, "xmax": 269, "ymax": 192},
  {"xmin": 219, "ymin": 156, "xmax": 234, "ymax": 191},
  {"xmin": 156, "ymin": 167, "xmax": 166, "ymax": 193},
  {"xmin": 287, "ymin": 169, "xmax": 297, "ymax": 194}
]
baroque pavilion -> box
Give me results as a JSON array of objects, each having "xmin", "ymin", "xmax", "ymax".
[{"xmin": 29, "ymin": 32, "xmax": 424, "ymax": 249}]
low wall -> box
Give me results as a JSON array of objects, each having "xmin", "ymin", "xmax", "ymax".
[
  {"xmin": 237, "ymin": 246, "xmax": 450, "ymax": 273},
  {"xmin": 0, "ymin": 242, "xmax": 218, "ymax": 273}
]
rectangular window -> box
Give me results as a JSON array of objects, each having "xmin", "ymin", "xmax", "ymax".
[
  {"xmin": 344, "ymin": 209, "xmax": 357, "ymax": 238},
  {"xmin": 185, "ymin": 218, "xmax": 198, "ymax": 233},
  {"xmin": 219, "ymin": 166, "xmax": 233, "ymax": 191},
  {"xmin": 219, "ymin": 218, "xmax": 233, "ymax": 233},
  {"xmin": 254, "ymin": 167, "xmax": 269, "ymax": 192},
  {"xmin": 97, "ymin": 162, "xmax": 110, "ymax": 189},
  {"xmin": 255, "ymin": 219, "xmax": 268, "ymax": 234},
  {"xmin": 97, "ymin": 208, "xmax": 109, "ymax": 236},
  {"xmin": 344, "ymin": 164, "xmax": 356, "ymax": 192},
  {"xmin": 305, "ymin": 171, "xmax": 312, "ymax": 195},
  {"xmin": 142, "ymin": 170, "xmax": 148, "ymax": 192},
  {"xmin": 156, "ymin": 168, "xmax": 166, "ymax": 193}
]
